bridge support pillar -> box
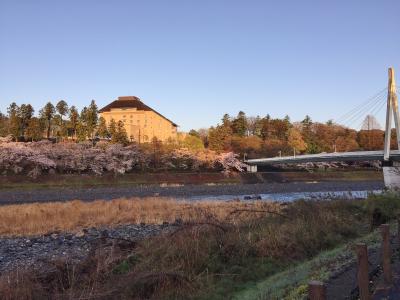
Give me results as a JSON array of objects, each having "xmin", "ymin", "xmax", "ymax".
[
  {"xmin": 383, "ymin": 161, "xmax": 400, "ymax": 189},
  {"xmin": 246, "ymin": 165, "xmax": 258, "ymax": 173}
]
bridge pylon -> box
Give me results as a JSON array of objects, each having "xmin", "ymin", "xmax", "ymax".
[
  {"xmin": 383, "ymin": 67, "xmax": 400, "ymax": 160},
  {"xmin": 383, "ymin": 67, "xmax": 400, "ymax": 188}
]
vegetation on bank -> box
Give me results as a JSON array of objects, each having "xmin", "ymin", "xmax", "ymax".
[
  {"xmin": 0, "ymin": 99, "xmax": 398, "ymax": 161},
  {"xmin": 0, "ymin": 141, "xmax": 245, "ymax": 177},
  {"xmin": 1, "ymin": 193, "xmax": 399, "ymax": 299}
]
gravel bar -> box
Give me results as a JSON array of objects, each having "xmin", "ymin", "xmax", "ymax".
[{"xmin": 0, "ymin": 180, "xmax": 384, "ymax": 205}]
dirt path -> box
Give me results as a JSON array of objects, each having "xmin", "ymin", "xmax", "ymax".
[
  {"xmin": 0, "ymin": 180, "xmax": 383, "ymax": 205},
  {"xmin": 326, "ymin": 237, "xmax": 399, "ymax": 299}
]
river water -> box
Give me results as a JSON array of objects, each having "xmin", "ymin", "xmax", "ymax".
[{"xmin": 187, "ymin": 189, "xmax": 383, "ymax": 202}]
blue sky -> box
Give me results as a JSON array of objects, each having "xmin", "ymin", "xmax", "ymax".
[{"xmin": 0, "ymin": 0, "xmax": 399, "ymax": 131}]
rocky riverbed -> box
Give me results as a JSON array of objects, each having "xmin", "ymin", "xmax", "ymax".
[
  {"xmin": 0, "ymin": 180, "xmax": 384, "ymax": 205},
  {"xmin": 0, "ymin": 223, "xmax": 176, "ymax": 274}
]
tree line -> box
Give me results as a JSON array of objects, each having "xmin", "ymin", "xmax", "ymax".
[
  {"xmin": 0, "ymin": 100, "xmax": 129, "ymax": 144},
  {"xmin": 188, "ymin": 112, "xmax": 398, "ymax": 158},
  {"xmin": 0, "ymin": 101, "xmax": 397, "ymax": 158}
]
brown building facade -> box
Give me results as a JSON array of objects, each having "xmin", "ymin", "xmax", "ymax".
[{"xmin": 99, "ymin": 96, "xmax": 178, "ymax": 142}]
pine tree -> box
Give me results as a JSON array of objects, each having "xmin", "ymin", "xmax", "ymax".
[
  {"xmin": 108, "ymin": 118, "xmax": 117, "ymax": 137},
  {"xmin": 56, "ymin": 100, "xmax": 69, "ymax": 140},
  {"xmin": 97, "ymin": 117, "xmax": 109, "ymax": 138},
  {"xmin": 232, "ymin": 111, "xmax": 247, "ymax": 137},
  {"xmin": 86, "ymin": 100, "xmax": 98, "ymax": 140},
  {"xmin": 221, "ymin": 114, "xmax": 232, "ymax": 128},
  {"xmin": 39, "ymin": 102, "xmax": 55, "ymax": 138},
  {"xmin": 76, "ymin": 107, "xmax": 88, "ymax": 141},
  {"xmin": 0, "ymin": 112, "xmax": 7, "ymax": 137},
  {"xmin": 68, "ymin": 106, "xmax": 79, "ymax": 139},
  {"xmin": 19, "ymin": 104, "xmax": 34, "ymax": 137},
  {"xmin": 7, "ymin": 102, "xmax": 20, "ymax": 138},
  {"xmin": 111, "ymin": 120, "xmax": 129, "ymax": 145},
  {"xmin": 26, "ymin": 117, "xmax": 45, "ymax": 141}
]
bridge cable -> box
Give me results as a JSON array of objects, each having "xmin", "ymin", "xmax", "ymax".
[
  {"xmin": 334, "ymin": 87, "xmax": 387, "ymax": 124},
  {"xmin": 350, "ymin": 98, "xmax": 386, "ymax": 130},
  {"xmin": 340, "ymin": 92, "xmax": 387, "ymax": 128},
  {"xmin": 355, "ymin": 97, "xmax": 387, "ymax": 130},
  {"xmin": 336, "ymin": 88, "xmax": 387, "ymax": 125},
  {"xmin": 344, "ymin": 94, "xmax": 387, "ymax": 128}
]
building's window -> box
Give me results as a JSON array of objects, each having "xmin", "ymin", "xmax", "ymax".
[
  {"xmin": 130, "ymin": 115, "xmax": 133, "ymax": 118},
  {"xmin": 123, "ymin": 115, "xmax": 126, "ymax": 118},
  {"xmin": 137, "ymin": 120, "xmax": 140, "ymax": 124}
]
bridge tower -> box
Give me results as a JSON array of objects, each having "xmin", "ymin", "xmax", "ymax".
[{"xmin": 382, "ymin": 67, "xmax": 400, "ymax": 188}]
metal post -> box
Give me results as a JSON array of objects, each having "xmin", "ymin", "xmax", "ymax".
[
  {"xmin": 380, "ymin": 224, "xmax": 392, "ymax": 284},
  {"xmin": 398, "ymin": 218, "xmax": 400, "ymax": 251},
  {"xmin": 308, "ymin": 281, "xmax": 326, "ymax": 300},
  {"xmin": 355, "ymin": 243, "xmax": 370, "ymax": 300}
]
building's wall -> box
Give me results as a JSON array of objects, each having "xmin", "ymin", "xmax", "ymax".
[{"xmin": 100, "ymin": 108, "xmax": 177, "ymax": 142}]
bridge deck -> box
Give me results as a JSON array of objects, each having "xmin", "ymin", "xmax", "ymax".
[{"xmin": 246, "ymin": 150, "xmax": 400, "ymax": 165}]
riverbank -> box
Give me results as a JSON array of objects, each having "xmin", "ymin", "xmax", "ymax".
[
  {"xmin": 1, "ymin": 193, "xmax": 399, "ymax": 299},
  {"xmin": 0, "ymin": 170, "xmax": 382, "ymax": 190},
  {"xmin": 0, "ymin": 180, "xmax": 384, "ymax": 205}
]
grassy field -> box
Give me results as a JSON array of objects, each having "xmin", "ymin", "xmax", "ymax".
[
  {"xmin": 0, "ymin": 170, "xmax": 382, "ymax": 190},
  {"xmin": 0, "ymin": 198, "xmax": 281, "ymax": 236},
  {"xmin": 1, "ymin": 192, "xmax": 399, "ymax": 299}
]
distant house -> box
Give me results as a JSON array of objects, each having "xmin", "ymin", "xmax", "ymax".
[{"xmin": 99, "ymin": 96, "xmax": 178, "ymax": 143}]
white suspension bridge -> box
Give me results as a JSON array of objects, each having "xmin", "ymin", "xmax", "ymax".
[{"xmin": 245, "ymin": 67, "xmax": 400, "ymax": 188}]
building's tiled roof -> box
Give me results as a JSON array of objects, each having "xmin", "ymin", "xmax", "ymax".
[{"xmin": 99, "ymin": 96, "xmax": 178, "ymax": 127}]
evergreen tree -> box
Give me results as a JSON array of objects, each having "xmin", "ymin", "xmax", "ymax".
[
  {"xmin": 18, "ymin": 104, "xmax": 34, "ymax": 137},
  {"xmin": 232, "ymin": 111, "xmax": 247, "ymax": 137},
  {"xmin": 188, "ymin": 129, "xmax": 200, "ymax": 138},
  {"xmin": 260, "ymin": 115, "xmax": 271, "ymax": 140},
  {"xmin": 68, "ymin": 106, "xmax": 79, "ymax": 139},
  {"xmin": 39, "ymin": 102, "xmax": 55, "ymax": 138},
  {"xmin": 208, "ymin": 125, "xmax": 232, "ymax": 152},
  {"xmin": 7, "ymin": 102, "xmax": 20, "ymax": 138},
  {"xmin": 0, "ymin": 112, "xmax": 7, "ymax": 136},
  {"xmin": 97, "ymin": 117, "xmax": 109, "ymax": 138},
  {"xmin": 111, "ymin": 120, "xmax": 129, "ymax": 145},
  {"xmin": 108, "ymin": 118, "xmax": 117, "ymax": 137},
  {"xmin": 86, "ymin": 100, "xmax": 98, "ymax": 140},
  {"xmin": 221, "ymin": 114, "xmax": 232, "ymax": 128},
  {"xmin": 56, "ymin": 100, "xmax": 69, "ymax": 139},
  {"xmin": 76, "ymin": 106, "xmax": 88, "ymax": 141},
  {"xmin": 26, "ymin": 117, "xmax": 45, "ymax": 141}
]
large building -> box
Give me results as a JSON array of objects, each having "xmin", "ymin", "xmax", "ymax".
[{"xmin": 99, "ymin": 96, "xmax": 178, "ymax": 143}]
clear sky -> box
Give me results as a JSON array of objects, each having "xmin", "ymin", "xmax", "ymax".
[{"xmin": 1, "ymin": 0, "xmax": 399, "ymax": 131}]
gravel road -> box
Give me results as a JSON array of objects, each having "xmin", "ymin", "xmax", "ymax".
[{"xmin": 0, "ymin": 180, "xmax": 384, "ymax": 205}]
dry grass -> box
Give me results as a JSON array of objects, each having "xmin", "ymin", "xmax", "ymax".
[
  {"xmin": 0, "ymin": 197, "xmax": 282, "ymax": 237},
  {"xmin": 2, "ymin": 194, "xmax": 399, "ymax": 299}
]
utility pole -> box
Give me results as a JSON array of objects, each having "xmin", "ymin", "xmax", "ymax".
[{"xmin": 384, "ymin": 67, "xmax": 400, "ymax": 160}]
